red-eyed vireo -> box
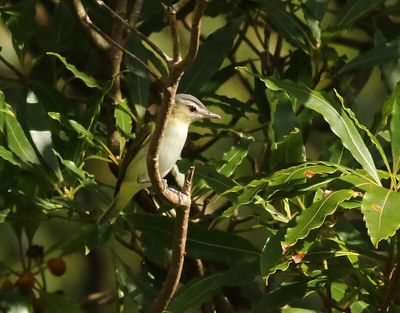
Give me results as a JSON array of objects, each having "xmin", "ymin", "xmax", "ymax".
[{"xmin": 98, "ymin": 94, "xmax": 221, "ymax": 224}]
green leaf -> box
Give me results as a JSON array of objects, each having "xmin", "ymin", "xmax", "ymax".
[
  {"xmin": 334, "ymin": 90, "xmax": 390, "ymax": 174},
  {"xmin": 335, "ymin": 0, "xmax": 384, "ymax": 28},
  {"xmin": 249, "ymin": 72, "xmax": 381, "ymax": 185},
  {"xmin": 260, "ymin": 229, "xmax": 289, "ymax": 280},
  {"xmin": 125, "ymin": 34, "xmax": 150, "ymax": 119},
  {"xmin": 269, "ymin": 128, "xmax": 305, "ymax": 170},
  {"xmin": 0, "ymin": 145, "xmax": 22, "ymax": 167},
  {"xmin": 256, "ymin": 0, "xmax": 309, "ymax": 51},
  {"xmin": 1, "ymin": 98, "xmax": 40, "ymax": 165},
  {"xmin": 218, "ymin": 137, "xmax": 253, "ymax": 176},
  {"xmin": 48, "ymin": 112, "xmax": 95, "ymax": 145},
  {"xmin": 340, "ymin": 39, "xmax": 400, "ymax": 74},
  {"xmin": 128, "ymin": 213, "xmax": 260, "ymax": 262},
  {"xmin": 361, "ymin": 185, "xmax": 400, "ymax": 247},
  {"xmin": 305, "ymin": 0, "xmax": 329, "ymax": 22},
  {"xmin": 283, "ymin": 190, "xmax": 356, "ymax": 246},
  {"xmin": 376, "ymin": 82, "xmax": 400, "ymax": 133},
  {"xmin": 114, "ymin": 254, "xmax": 157, "ymax": 310},
  {"xmin": 251, "ymin": 281, "xmax": 307, "ymax": 313},
  {"xmin": 47, "ymin": 52, "xmax": 101, "ymax": 88},
  {"xmin": 198, "ymin": 61, "xmax": 248, "ymax": 96},
  {"xmin": 389, "ymin": 83, "xmax": 400, "ymax": 169},
  {"xmin": 24, "ymin": 90, "xmax": 63, "ymax": 181},
  {"xmin": 167, "ymin": 262, "xmax": 259, "ymax": 313},
  {"xmin": 178, "ymin": 161, "xmax": 238, "ymax": 196},
  {"xmin": 167, "ymin": 273, "xmax": 226, "ymax": 313},
  {"xmin": 179, "ymin": 17, "xmax": 242, "ymax": 94},
  {"xmin": 41, "ymin": 292, "xmax": 85, "ymax": 313}
]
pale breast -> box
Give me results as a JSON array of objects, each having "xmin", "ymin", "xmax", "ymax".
[{"xmin": 159, "ymin": 120, "xmax": 188, "ymax": 177}]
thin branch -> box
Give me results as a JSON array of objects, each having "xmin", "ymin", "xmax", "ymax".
[
  {"xmin": 148, "ymin": 167, "xmax": 194, "ymax": 313},
  {"xmin": 0, "ymin": 54, "xmax": 26, "ymax": 81},
  {"xmin": 172, "ymin": 0, "xmax": 191, "ymax": 12},
  {"xmin": 94, "ymin": 0, "xmax": 172, "ymax": 63},
  {"xmin": 163, "ymin": 4, "xmax": 181, "ymax": 63},
  {"xmin": 87, "ymin": 18, "xmax": 163, "ymax": 85},
  {"xmin": 129, "ymin": 0, "xmax": 144, "ymax": 26},
  {"xmin": 67, "ymin": 0, "xmax": 110, "ymax": 51},
  {"xmin": 176, "ymin": 0, "xmax": 208, "ymax": 71}
]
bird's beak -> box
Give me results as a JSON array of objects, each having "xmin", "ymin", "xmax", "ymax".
[{"xmin": 207, "ymin": 111, "xmax": 221, "ymax": 119}]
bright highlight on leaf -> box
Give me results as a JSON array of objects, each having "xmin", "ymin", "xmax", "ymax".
[{"xmin": 361, "ymin": 185, "xmax": 400, "ymax": 247}]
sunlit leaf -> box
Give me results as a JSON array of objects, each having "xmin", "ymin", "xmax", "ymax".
[
  {"xmin": 361, "ymin": 185, "xmax": 400, "ymax": 247},
  {"xmin": 218, "ymin": 137, "xmax": 253, "ymax": 176},
  {"xmin": 269, "ymin": 128, "xmax": 305, "ymax": 170},
  {"xmin": 0, "ymin": 146, "xmax": 21, "ymax": 167},
  {"xmin": 245, "ymin": 72, "xmax": 381, "ymax": 185},
  {"xmin": 283, "ymin": 190, "xmax": 356, "ymax": 246},
  {"xmin": 1, "ymin": 96, "xmax": 40, "ymax": 165},
  {"xmin": 47, "ymin": 52, "xmax": 101, "ymax": 88}
]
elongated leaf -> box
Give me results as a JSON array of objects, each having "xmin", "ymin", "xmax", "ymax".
[
  {"xmin": 361, "ymin": 185, "xmax": 400, "ymax": 247},
  {"xmin": 168, "ymin": 262, "xmax": 258, "ymax": 313},
  {"xmin": 178, "ymin": 160, "xmax": 238, "ymax": 196},
  {"xmin": 269, "ymin": 163, "xmax": 339, "ymax": 187},
  {"xmin": 376, "ymin": 82, "xmax": 400, "ymax": 132},
  {"xmin": 218, "ymin": 138, "xmax": 253, "ymax": 176},
  {"xmin": 389, "ymin": 84, "xmax": 400, "ymax": 169},
  {"xmin": 24, "ymin": 90, "xmax": 63, "ymax": 181},
  {"xmin": 48, "ymin": 112, "xmax": 95, "ymax": 145},
  {"xmin": 256, "ymin": 0, "xmax": 309, "ymax": 51},
  {"xmin": 126, "ymin": 34, "xmax": 150, "ymax": 119},
  {"xmin": 283, "ymin": 190, "xmax": 356, "ymax": 246},
  {"xmin": 249, "ymin": 73, "xmax": 381, "ymax": 185},
  {"xmin": 269, "ymin": 128, "xmax": 305, "ymax": 170},
  {"xmin": 334, "ymin": 90, "xmax": 390, "ymax": 173},
  {"xmin": 335, "ymin": 0, "xmax": 384, "ymax": 28},
  {"xmin": 2, "ymin": 101, "xmax": 40, "ymax": 165},
  {"xmin": 129, "ymin": 213, "xmax": 260, "ymax": 262},
  {"xmin": 340, "ymin": 39, "xmax": 400, "ymax": 74},
  {"xmin": 47, "ymin": 52, "xmax": 101, "ymax": 88},
  {"xmin": 260, "ymin": 229, "xmax": 289, "ymax": 280},
  {"xmin": 0, "ymin": 146, "xmax": 21, "ymax": 166},
  {"xmin": 179, "ymin": 17, "xmax": 242, "ymax": 94},
  {"xmin": 167, "ymin": 273, "xmax": 225, "ymax": 313},
  {"xmin": 114, "ymin": 254, "xmax": 156, "ymax": 310},
  {"xmin": 251, "ymin": 281, "xmax": 308, "ymax": 313},
  {"xmin": 305, "ymin": 0, "xmax": 329, "ymax": 22}
]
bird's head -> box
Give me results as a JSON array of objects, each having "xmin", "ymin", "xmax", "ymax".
[{"xmin": 172, "ymin": 94, "xmax": 221, "ymax": 123}]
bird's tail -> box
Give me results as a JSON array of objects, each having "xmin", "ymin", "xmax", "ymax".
[
  {"xmin": 97, "ymin": 197, "xmax": 119, "ymax": 224},
  {"xmin": 97, "ymin": 182, "xmax": 141, "ymax": 224}
]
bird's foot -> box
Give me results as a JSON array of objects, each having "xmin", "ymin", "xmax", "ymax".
[{"xmin": 161, "ymin": 180, "xmax": 184, "ymax": 204}]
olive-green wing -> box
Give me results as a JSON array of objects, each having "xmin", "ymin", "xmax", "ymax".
[{"xmin": 114, "ymin": 122, "xmax": 155, "ymax": 196}]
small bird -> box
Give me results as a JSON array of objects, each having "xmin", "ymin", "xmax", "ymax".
[{"xmin": 98, "ymin": 94, "xmax": 221, "ymax": 223}]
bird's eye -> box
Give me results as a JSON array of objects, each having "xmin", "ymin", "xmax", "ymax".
[{"xmin": 189, "ymin": 105, "xmax": 197, "ymax": 112}]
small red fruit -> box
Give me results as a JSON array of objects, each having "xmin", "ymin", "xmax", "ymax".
[
  {"xmin": 16, "ymin": 272, "xmax": 35, "ymax": 291},
  {"xmin": 47, "ymin": 257, "xmax": 67, "ymax": 277}
]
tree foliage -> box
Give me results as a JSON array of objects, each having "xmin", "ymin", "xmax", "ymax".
[{"xmin": 1, "ymin": 0, "xmax": 400, "ymax": 312}]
